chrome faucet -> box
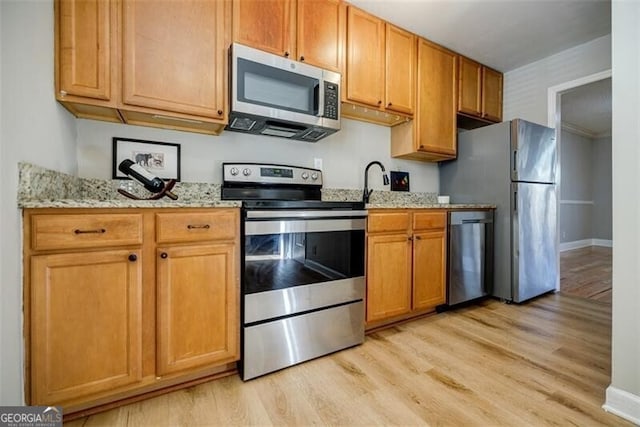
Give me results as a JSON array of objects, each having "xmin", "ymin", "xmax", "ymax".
[{"xmin": 363, "ymin": 161, "xmax": 390, "ymax": 204}]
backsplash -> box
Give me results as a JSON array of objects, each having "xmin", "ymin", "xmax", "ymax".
[{"xmin": 18, "ymin": 162, "xmax": 437, "ymax": 206}]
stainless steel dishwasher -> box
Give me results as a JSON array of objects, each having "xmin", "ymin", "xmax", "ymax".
[{"xmin": 447, "ymin": 210, "xmax": 494, "ymax": 306}]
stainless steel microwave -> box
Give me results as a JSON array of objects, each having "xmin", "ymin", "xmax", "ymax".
[{"xmin": 226, "ymin": 43, "xmax": 341, "ymax": 142}]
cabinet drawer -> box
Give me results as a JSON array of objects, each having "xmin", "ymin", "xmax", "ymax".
[
  {"xmin": 367, "ymin": 212, "xmax": 410, "ymax": 233},
  {"xmin": 156, "ymin": 211, "xmax": 237, "ymax": 243},
  {"xmin": 31, "ymin": 214, "xmax": 143, "ymax": 251},
  {"xmin": 412, "ymin": 211, "xmax": 446, "ymax": 231}
]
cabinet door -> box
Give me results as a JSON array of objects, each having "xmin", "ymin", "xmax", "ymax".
[
  {"xmin": 413, "ymin": 230, "xmax": 446, "ymax": 310},
  {"xmin": 31, "ymin": 249, "xmax": 142, "ymax": 405},
  {"xmin": 366, "ymin": 234, "xmax": 412, "ymax": 322},
  {"xmin": 122, "ymin": 0, "xmax": 226, "ymax": 118},
  {"xmin": 458, "ymin": 56, "xmax": 482, "ymax": 117},
  {"xmin": 56, "ymin": 0, "xmax": 113, "ymax": 101},
  {"xmin": 415, "ymin": 39, "xmax": 457, "ymax": 156},
  {"xmin": 482, "ymin": 67, "xmax": 503, "ymax": 122},
  {"xmin": 157, "ymin": 244, "xmax": 239, "ymax": 376},
  {"xmin": 345, "ymin": 6, "xmax": 384, "ymax": 108},
  {"xmin": 232, "ymin": 0, "xmax": 295, "ymax": 57},
  {"xmin": 297, "ymin": 0, "xmax": 345, "ymax": 72},
  {"xmin": 385, "ymin": 24, "xmax": 415, "ymax": 115}
]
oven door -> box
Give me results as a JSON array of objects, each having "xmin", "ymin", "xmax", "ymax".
[{"xmin": 243, "ymin": 210, "xmax": 367, "ymax": 324}]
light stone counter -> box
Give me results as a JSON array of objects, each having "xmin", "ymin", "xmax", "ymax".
[{"xmin": 17, "ymin": 163, "xmax": 493, "ymax": 210}]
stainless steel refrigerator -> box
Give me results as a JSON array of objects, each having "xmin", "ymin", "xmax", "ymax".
[{"xmin": 439, "ymin": 119, "xmax": 558, "ymax": 303}]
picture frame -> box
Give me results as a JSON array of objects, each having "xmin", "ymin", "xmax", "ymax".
[
  {"xmin": 112, "ymin": 137, "xmax": 181, "ymax": 181},
  {"xmin": 390, "ymin": 171, "xmax": 410, "ymax": 192}
]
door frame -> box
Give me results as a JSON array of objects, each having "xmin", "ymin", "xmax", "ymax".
[{"xmin": 547, "ymin": 69, "xmax": 612, "ymax": 291}]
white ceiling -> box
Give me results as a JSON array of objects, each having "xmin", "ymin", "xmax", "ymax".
[
  {"xmin": 561, "ymin": 77, "xmax": 611, "ymax": 136},
  {"xmin": 347, "ymin": 0, "xmax": 611, "ymax": 72}
]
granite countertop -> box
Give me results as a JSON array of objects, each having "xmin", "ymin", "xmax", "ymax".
[
  {"xmin": 365, "ymin": 203, "xmax": 496, "ymax": 209},
  {"xmin": 17, "ymin": 163, "xmax": 494, "ymax": 210}
]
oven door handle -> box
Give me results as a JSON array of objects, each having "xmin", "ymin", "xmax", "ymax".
[
  {"xmin": 245, "ymin": 210, "xmax": 368, "ymax": 219},
  {"xmin": 245, "ymin": 218, "xmax": 365, "ymax": 235}
]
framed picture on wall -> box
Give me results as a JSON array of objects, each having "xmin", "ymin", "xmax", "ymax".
[
  {"xmin": 112, "ymin": 137, "xmax": 181, "ymax": 181},
  {"xmin": 390, "ymin": 171, "xmax": 410, "ymax": 192}
]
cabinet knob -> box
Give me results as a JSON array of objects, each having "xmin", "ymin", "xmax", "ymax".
[
  {"xmin": 415, "ymin": 236, "xmax": 422, "ymax": 240},
  {"xmin": 128, "ymin": 254, "xmax": 137, "ymax": 262},
  {"xmin": 407, "ymin": 236, "xmax": 413, "ymax": 241},
  {"xmin": 419, "ymin": 145, "xmax": 425, "ymax": 149},
  {"xmin": 284, "ymin": 51, "xmax": 290, "ymax": 57},
  {"xmin": 387, "ymin": 102, "xmax": 392, "ymax": 107},
  {"xmin": 377, "ymin": 100, "xmax": 382, "ymax": 105},
  {"xmin": 160, "ymin": 252, "xmax": 168, "ymax": 259},
  {"xmin": 217, "ymin": 110, "xmax": 223, "ymax": 116},
  {"xmin": 300, "ymin": 56, "xmax": 305, "ymax": 61}
]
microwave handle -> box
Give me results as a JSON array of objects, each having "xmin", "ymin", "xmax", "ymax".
[{"xmin": 316, "ymin": 81, "xmax": 323, "ymax": 117}]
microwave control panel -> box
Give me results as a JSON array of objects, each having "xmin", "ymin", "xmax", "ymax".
[{"xmin": 323, "ymin": 82, "xmax": 339, "ymax": 120}]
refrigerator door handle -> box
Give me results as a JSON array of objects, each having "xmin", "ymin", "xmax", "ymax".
[
  {"xmin": 513, "ymin": 190, "xmax": 518, "ymax": 212},
  {"xmin": 513, "ymin": 150, "xmax": 517, "ymax": 175}
]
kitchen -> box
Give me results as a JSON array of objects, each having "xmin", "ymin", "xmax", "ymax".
[{"xmin": 1, "ymin": 0, "xmax": 639, "ymax": 425}]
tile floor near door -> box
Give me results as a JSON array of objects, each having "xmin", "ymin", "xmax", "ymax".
[
  {"xmin": 560, "ymin": 246, "xmax": 612, "ymax": 303},
  {"xmin": 67, "ymin": 293, "xmax": 628, "ymax": 426}
]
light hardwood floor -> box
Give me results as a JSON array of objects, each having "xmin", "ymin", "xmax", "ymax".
[
  {"xmin": 66, "ymin": 293, "xmax": 629, "ymax": 426},
  {"xmin": 560, "ymin": 246, "xmax": 612, "ymax": 303}
]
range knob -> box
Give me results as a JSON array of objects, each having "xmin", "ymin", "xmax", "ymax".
[
  {"xmin": 301, "ymin": 172, "xmax": 309, "ymax": 180},
  {"xmin": 243, "ymin": 168, "xmax": 252, "ymax": 177},
  {"xmin": 311, "ymin": 172, "xmax": 319, "ymax": 181},
  {"xmin": 229, "ymin": 167, "xmax": 239, "ymax": 176}
]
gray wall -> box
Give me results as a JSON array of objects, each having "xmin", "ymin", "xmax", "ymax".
[
  {"xmin": 1, "ymin": 0, "xmax": 78, "ymax": 404},
  {"xmin": 559, "ymin": 129, "xmax": 612, "ymax": 244},
  {"xmin": 592, "ymin": 135, "xmax": 612, "ymax": 240}
]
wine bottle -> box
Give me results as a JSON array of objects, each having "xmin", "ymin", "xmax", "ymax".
[{"xmin": 118, "ymin": 159, "xmax": 166, "ymax": 193}]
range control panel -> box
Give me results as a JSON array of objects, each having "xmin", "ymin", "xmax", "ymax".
[{"xmin": 222, "ymin": 163, "xmax": 323, "ymax": 186}]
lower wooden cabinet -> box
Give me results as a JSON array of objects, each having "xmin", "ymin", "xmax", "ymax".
[
  {"xmin": 24, "ymin": 208, "xmax": 240, "ymax": 414},
  {"xmin": 366, "ymin": 210, "xmax": 446, "ymax": 326},
  {"xmin": 31, "ymin": 249, "xmax": 143, "ymax": 405},
  {"xmin": 156, "ymin": 243, "xmax": 238, "ymax": 376}
]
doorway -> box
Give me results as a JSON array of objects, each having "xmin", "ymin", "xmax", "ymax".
[{"xmin": 550, "ymin": 73, "xmax": 612, "ymax": 302}]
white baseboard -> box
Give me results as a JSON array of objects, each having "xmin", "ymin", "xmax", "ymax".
[
  {"xmin": 603, "ymin": 386, "xmax": 640, "ymax": 425},
  {"xmin": 560, "ymin": 239, "xmax": 613, "ymax": 252}
]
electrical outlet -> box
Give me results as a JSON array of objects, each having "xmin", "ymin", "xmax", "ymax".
[{"xmin": 314, "ymin": 158, "xmax": 323, "ymax": 170}]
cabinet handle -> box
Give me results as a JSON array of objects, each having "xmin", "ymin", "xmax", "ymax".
[
  {"xmin": 407, "ymin": 236, "xmax": 413, "ymax": 241},
  {"xmin": 160, "ymin": 252, "xmax": 168, "ymax": 259},
  {"xmin": 284, "ymin": 51, "xmax": 290, "ymax": 57},
  {"xmin": 300, "ymin": 56, "xmax": 305, "ymax": 61},
  {"xmin": 74, "ymin": 228, "xmax": 106, "ymax": 234},
  {"xmin": 128, "ymin": 254, "xmax": 137, "ymax": 262},
  {"xmin": 187, "ymin": 224, "xmax": 210, "ymax": 230},
  {"xmin": 415, "ymin": 236, "xmax": 422, "ymax": 240},
  {"xmin": 217, "ymin": 110, "xmax": 223, "ymax": 116}
]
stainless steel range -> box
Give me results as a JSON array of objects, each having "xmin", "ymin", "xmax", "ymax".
[{"xmin": 221, "ymin": 163, "xmax": 367, "ymax": 380}]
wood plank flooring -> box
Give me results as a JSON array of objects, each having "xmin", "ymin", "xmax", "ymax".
[
  {"xmin": 66, "ymin": 293, "xmax": 629, "ymax": 426},
  {"xmin": 560, "ymin": 246, "xmax": 612, "ymax": 303}
]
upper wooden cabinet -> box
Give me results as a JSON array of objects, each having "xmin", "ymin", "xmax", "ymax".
[
  {"xmin": 385, "ymin": 24, "xmax": 416, "ymax": 115},
  {"xmin": 297, "ymin": 0, "xmax": 345, "ymax": 72},
  {"xmin": 391, "ymin": 38, "xmax": 457, "ymax": 162},
  {"xmin": 121, "ymin": 0, "xmax": 227, "ymax": 121},
  {"xmin": 343, "ymin": 6, "xmax": 415, "ymax": 125},
  {"xmin": 232, "ymin": 0, "xmax": 345, "ymax": 72},
  {"xmin": 232, "ymin": 0, "xmax": 295, "ymax": 58},
  {"xmin": 55, "ymin": 0, "xmax": 121, "ymax": 122},
  {"xmin": 55, "ymin": 0, "xmax": 231, "ymax": 135},
  {"xmin": 457, "ymin": 56, "xmax": 503, "ymax": 123}
]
